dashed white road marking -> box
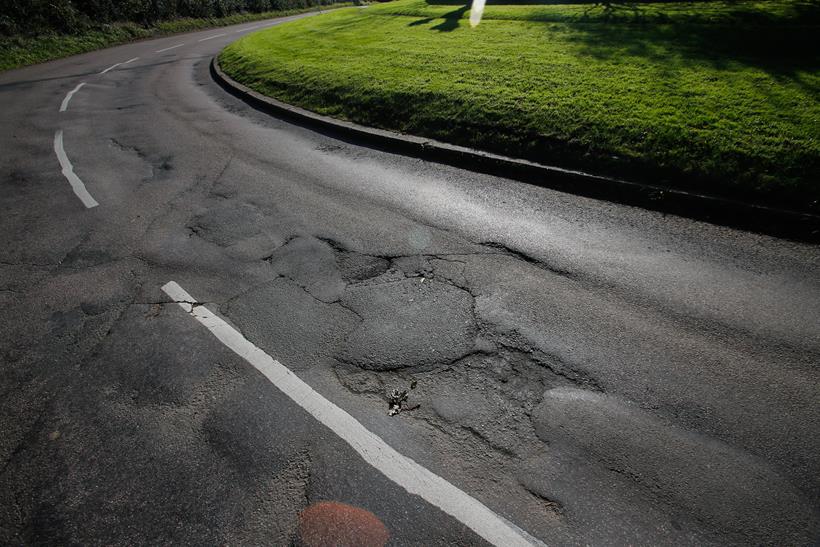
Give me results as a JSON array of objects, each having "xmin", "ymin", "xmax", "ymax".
[
  {"xmin": 234, "ymin": 24, "xmax": 264, "ymax": 33},
  {"xmin": 156, "ymin": 43, "xmax": 185, "ymax": 53},
  {"xmin": 123, "ymin": 57, "xmax": 139, "ymax": 64},
  {"xmin": 161, "ymin": 281, "xmax": 545, "ymax": 547},
  {"xmin": 198, "ymin": 33, "xmax": 226, "ymax": 42},
  {"xmin": 59, "ymin": 82, "xmax": 86, "ymax": 112},
  {"xmin": 99, "ymin": 62, "xmax": 122, "ymax": 74},
  {"xmin": 54, "ymin": 130, "xmax": 98, "ymax": 208}
]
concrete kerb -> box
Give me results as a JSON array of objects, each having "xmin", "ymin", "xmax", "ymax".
[{"xmin": 211, "ymin": 56, "xmax": 820, "ymax": 243}]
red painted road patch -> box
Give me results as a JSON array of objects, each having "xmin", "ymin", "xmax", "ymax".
[{"xmin": 298, "ymin": 501, "xmax": 389, "ymax": 547}]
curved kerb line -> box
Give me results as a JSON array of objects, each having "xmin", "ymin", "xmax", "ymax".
[
  {"xmin": 54, "ymin": 130, "xmax": 99, "ymax": 208},
  {"xmin": 161, "ymin": 280, "xmax": 546, "ymax": 547}
]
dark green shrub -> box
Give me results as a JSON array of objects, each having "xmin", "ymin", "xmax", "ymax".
[{"xmin": 0, "ymin": 0, "xmax": 347, "ymax": 36}]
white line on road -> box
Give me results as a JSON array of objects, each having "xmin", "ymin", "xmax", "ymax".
[
  {"xmin": 161, "ymin": 280, "xmax": 545, "ymax": 547},
  {"xmin": 234, "ymin": 24, "xmax": 264, "ymax": 33},
  {"xmin": 59, "ymin": 82, "xmax": 86, "ymax": 112},
  {"xmin": 99, "ymin": 62, "xmax": 122, "ymax": 74},
  {"xmin": 156, "ymin": 43, "xmax": 185, "ymax": 53},
  {"xmin": 198, "ymin": 33, "xmax": 226, "ymax": 42},
  {"xmin": 53, "ymin": 130, "xmax": 98, "ymax": 208},
  {"xmin": 123, "ymin": 57, "xmax": 139, "ymax": 64}
]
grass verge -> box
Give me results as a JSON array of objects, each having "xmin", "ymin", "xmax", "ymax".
[
  {"xmin": 219, "ymin": 0, "xmax": 820, "ymax": 209},
  {"xmin": 0, "ymin": 5, "xmax": 351, "ymax": 73}
]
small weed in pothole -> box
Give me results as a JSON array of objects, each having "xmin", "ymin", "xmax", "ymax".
[{"xmin": 387, "ymin": 379, "xmax": 418, "ymax": 416}]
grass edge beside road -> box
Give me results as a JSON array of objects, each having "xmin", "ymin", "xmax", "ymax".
[
  {"xmin": 219, "ymin": 1, "xmax": 820, "ymax": 212},
  {"xmin": 0, "ymin": 4, "xmax": 352, "ymax": 73}
]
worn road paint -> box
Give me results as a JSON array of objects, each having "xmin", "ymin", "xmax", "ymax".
[
  {"xmin": 198, "ymin": 33, "xmax": 226, "ymax": 42},
  {"xmin": 99, "ymin": 63, "xmax": 122, "ymax": 74},
  {"xmin": 156, "ymin": 43, "xmax": 185, "ymax": 53},
  {"xmin": 60, "ymin": 83, "xmax": 86, "ymax": 112},
  {"xmin": 54, "ymin": 130, "xmax": 99, "ymax": 208},
  {"xmin": 161, "ymin": 280, "xmax": 545, "ymax": 547},
  {"xmin": 123, "ymin": 57, "xmax": 139, "ymax": 64},
  {"xmin": 234, "ymin": 25, "xmax": 263, "ymax": 33}
]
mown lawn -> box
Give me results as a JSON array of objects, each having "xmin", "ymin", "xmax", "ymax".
[{"xmin": 220, "ymin": 0, "xmax": 820, "ymax": 209}]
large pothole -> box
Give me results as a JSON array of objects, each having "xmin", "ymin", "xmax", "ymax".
[{"xmin": 339, "ymin": 277, "xmax": 476, "ymax": 371}]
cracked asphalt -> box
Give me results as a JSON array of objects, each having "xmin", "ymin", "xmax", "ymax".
[{"xmin": 2, "ymin": 13, "xmax": 820, "ymax": 546}]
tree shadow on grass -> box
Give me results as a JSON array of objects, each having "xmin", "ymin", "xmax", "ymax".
[
  {"xmin": 408, "ymin": 2, "xmax": 471, "ymax": 31},
  {"xmin": 561, "ymin": 12, "xmax": 818, "ymax": 91},
  {"xmin": 425, "ymin": 0, "xmax": 766, "ymax": 5},
  {"xmin": 414, "ymin": 0, "xmax": 819, "ymax": 87},
  {"xmin": 582, "ymin": 1, "xmax": 640, "ymax": 18}
]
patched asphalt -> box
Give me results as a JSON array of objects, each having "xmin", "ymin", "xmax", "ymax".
[{"xmin": 1, "ymin": 14, "xmax": 819, "ymax": 546}]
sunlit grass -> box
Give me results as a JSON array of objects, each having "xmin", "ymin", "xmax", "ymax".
[{"xmin": 221, "ymin": 0, "xmax": 819, "ymax": 206}]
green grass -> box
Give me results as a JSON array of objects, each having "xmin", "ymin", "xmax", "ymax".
[
  {"xmin": 219, "ymin": 0, "xmax": 820, "ymax": 208},
  {"xmin": 0, "ymin": 5, "xmax": 351, "ymax": 73}
]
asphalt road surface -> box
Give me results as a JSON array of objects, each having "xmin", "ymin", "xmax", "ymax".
[{"xmin": 1, "ymin": 13, "xmax": 819, "ymax": 546}]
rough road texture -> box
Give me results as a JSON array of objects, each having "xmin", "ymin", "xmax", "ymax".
[{"xmin": 1, "ymin": 15, "xmax": 819, "ymax": 546}]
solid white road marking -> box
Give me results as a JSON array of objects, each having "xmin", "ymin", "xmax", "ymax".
[
  {"xmin": 59, "ymin": 82, "xmax": 86, "ymax": 112},
  {"xmin": 123, "ymin": 57, "xmax": 139, "ymax": 64},
  {"xmin": 198, "ymin": 33, "xmax": 226, "ymax": 42},
  {"xmin": 99, "ymin": 62, "xmax": 122, "ymax": 74},
  {"xmin": 161, "ymin": 281, "xmax": 545, "ymax": 547},
  {"xmin": 53, "ymin": 130, "xmax": 99, "ymax": 208},
  {"xmin": 156, "ymin": 43, "xmax": 185, "ymax": 53}
]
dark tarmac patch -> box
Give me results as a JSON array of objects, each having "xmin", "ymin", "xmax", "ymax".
[
  {"xmin": 186, "ymin": 201, "xmax": 271, "ymax": 247},
  {"xmin": 4, "ymin": 169, "xmax": 31, "ymax": 188},
  {"xmin": 265, "ymin": 236, "xmax": 345, "ymax": 303},
  {"xmin": 59, "ymin": 247, "xmax": 117, "ymax": 270},
  {"xmin": 336, "ymin": 252, "xmax": 391, "ymax": 284},
  {"xmin": 317, "ymin": 237, "xmax": 391, "ymax": 283}
]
